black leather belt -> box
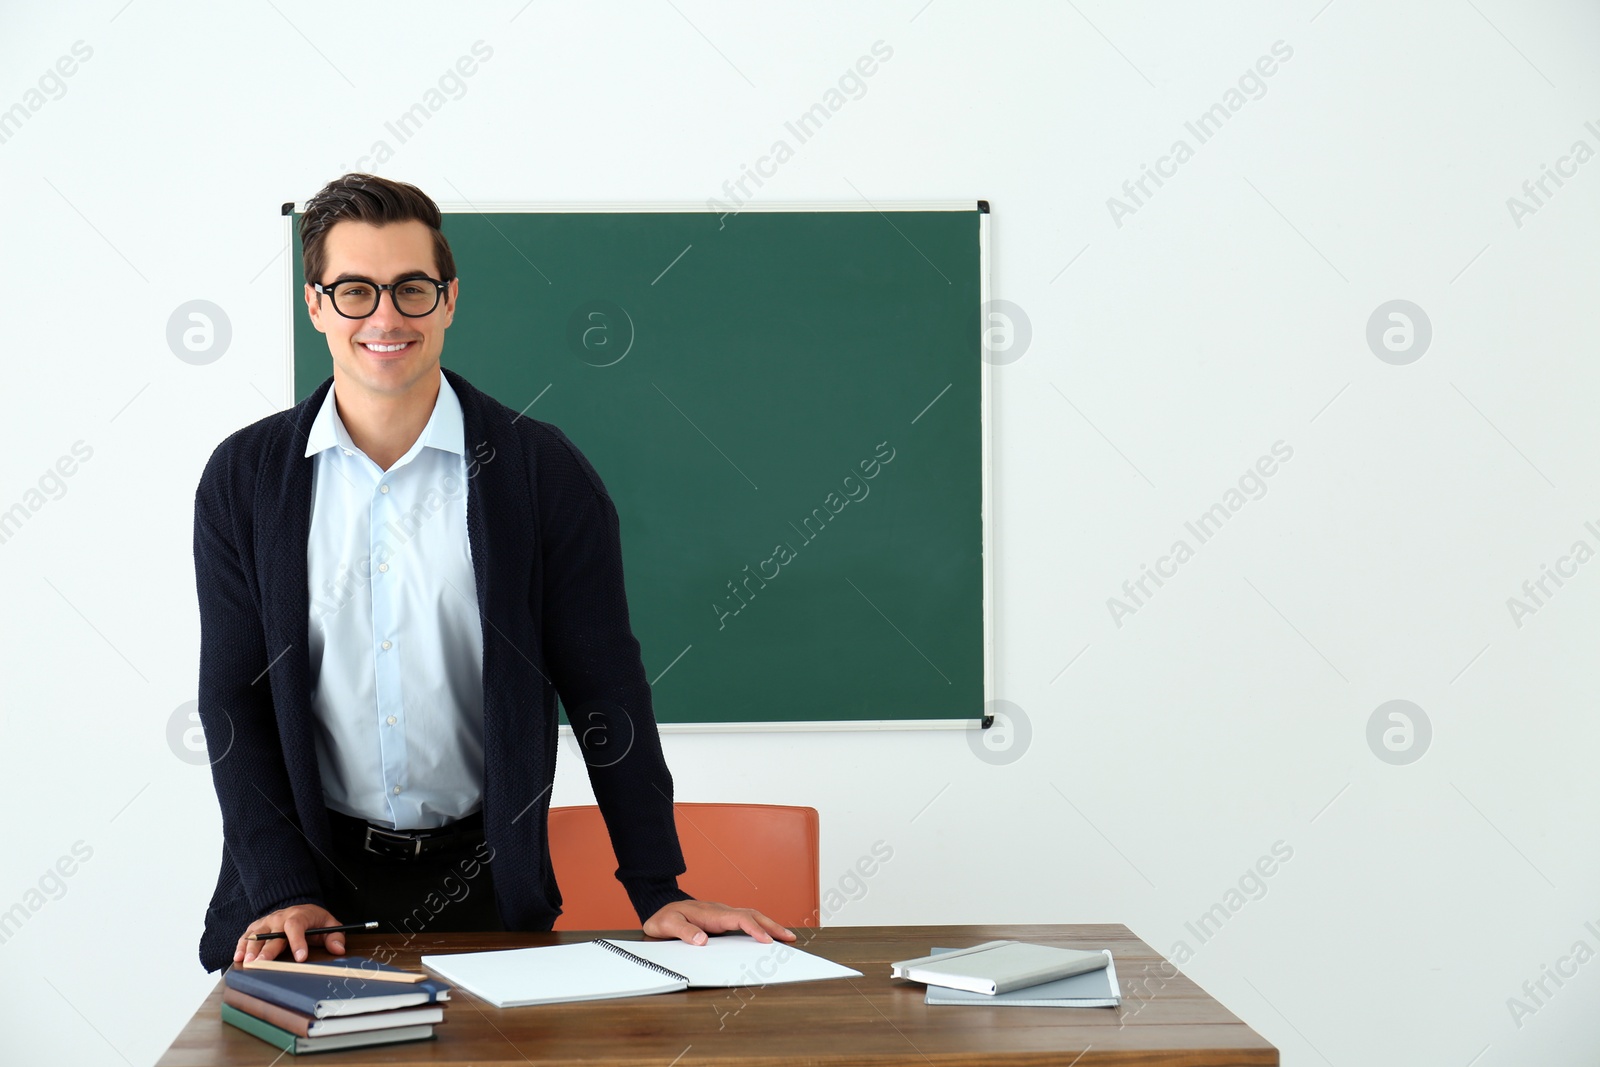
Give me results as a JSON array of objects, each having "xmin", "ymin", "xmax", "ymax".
[{"xmin": 327, "ymin": 808, "xmax": 485, "ymax": 861}]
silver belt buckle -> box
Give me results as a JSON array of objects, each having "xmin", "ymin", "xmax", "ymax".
[{"xmin": 363, "ymin": 824, "xmax": 424, "ymax": 859}]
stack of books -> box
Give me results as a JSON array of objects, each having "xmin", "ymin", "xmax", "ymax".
[
  {"xmin": 221, "ymin": 955, "xmax": 452, "ymax": 1054},
  {"xmin": 891, "ymin": 940, "xmax": 1121, "ymax": 1008}
]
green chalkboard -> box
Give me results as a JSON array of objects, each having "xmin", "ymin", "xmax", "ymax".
[{"xmin": 289, "ymin": 205, "xmax": 987, "ymax": 725}]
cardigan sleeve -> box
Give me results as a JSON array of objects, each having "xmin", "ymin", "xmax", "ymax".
[
  {"xmin": 194, "ymin": 446, "xmax": 326, "ymax": 919},
  {"xmin": 533, "ymin": 427, "xmax": 693, "ymax": 921}
]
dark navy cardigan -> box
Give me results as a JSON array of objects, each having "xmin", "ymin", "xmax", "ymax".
[{"xmin": 192, "ymin": 367, "xmax": 689, "ymax": 973}]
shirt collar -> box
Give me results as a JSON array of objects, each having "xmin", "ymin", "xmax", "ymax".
[{"xmin": 304, "ymin": 370, "xmax": 465, "ymax": 460}]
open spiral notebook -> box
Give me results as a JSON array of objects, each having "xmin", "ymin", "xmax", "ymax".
[{"xmin": 420, "ymin": 936, "xmax": 861, "ymax": 1008}]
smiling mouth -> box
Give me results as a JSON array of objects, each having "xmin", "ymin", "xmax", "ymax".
[{"xmin": 358, "ymin": 341, "xmax": 416, "ymax": 354}]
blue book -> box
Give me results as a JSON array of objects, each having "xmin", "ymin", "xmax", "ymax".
[
  {"xmin": 223, "ymin": 956, "xmax": 452, "ymax": 1018},
  {"xmin": 922, "ymin": 947, "xmax": 1119, "ymax": 1008}
]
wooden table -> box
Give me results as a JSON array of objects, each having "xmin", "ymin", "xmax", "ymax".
[{"xmin": 157, "ymin": 924, "xmax": 1277, "ymax": 1066}]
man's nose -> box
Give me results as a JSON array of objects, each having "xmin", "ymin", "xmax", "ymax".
[{"xmin": 366, "ymin": 292, "xmax": 407, "ymax": 330}]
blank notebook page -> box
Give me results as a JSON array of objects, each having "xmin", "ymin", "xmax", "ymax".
[
  {"xmin": 419, "ymin": 942, "xmax": 682, "ymax": 1008},
  {"xmin": 604, "ymin": 935, "xmax": 863, "ymax": 987}
]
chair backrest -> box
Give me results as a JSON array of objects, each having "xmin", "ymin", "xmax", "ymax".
[{"xmin": 548, "ymin": 803, "xmax": 820, "ymax": 930}]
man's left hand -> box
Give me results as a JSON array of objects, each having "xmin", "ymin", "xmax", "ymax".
[{"xmin": 643, "ymin": 900, "xmax": 797, "ymax": 945}]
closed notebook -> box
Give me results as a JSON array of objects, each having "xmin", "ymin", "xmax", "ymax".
[
  {"xmin": 221, "ymin": 988, "xmax": 445, "ymax": 1036},
  {"xmin": 223, "ymin": 956, "xmax": 452, "ymax": 1018},
  {"xmin": 421, "ymin": 935, "xmax": 861, "ymax": 1008},
  {"xmin": 220, "ymin": 1003, "xmax": 435, "ymax": 1054},
  {"xmin": 922, "ymin": 948, "xmax": 1120, "ymax": 1008},
  {"xmin": 892, "ymin": 940, "xmax": 1109, "ymax": 995}
]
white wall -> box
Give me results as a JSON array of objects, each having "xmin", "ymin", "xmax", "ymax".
[{"xmin": 1, "ymin": 1, "xmax": 1596, "ymax": 1063}]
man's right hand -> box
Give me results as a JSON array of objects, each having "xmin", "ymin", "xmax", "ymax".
[{"xmin": 234, "ymin": 904, "xmax": 346, "ymax": 965}]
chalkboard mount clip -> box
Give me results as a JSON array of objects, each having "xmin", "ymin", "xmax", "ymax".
[
  {"xmin": 281, "ymin": 201, "xmax": 295, "ymax": 216},
  {"xmin": 977, "ymin": 200, "xmax": 990, "ymax": 214}
]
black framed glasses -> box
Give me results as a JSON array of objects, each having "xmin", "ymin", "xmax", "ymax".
[{"xmin": 313, "ymin": 276, "xmax": 451, "ymax": 318}]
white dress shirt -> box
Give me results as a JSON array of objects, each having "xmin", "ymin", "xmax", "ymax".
[{"xmin": 303, "ymin": 371, "xmax": 485, "ymax": 829}]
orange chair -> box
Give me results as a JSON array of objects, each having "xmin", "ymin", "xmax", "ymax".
[{"xmin": 548, "ymin": 803, "xmax": 819, "ymax": 930}]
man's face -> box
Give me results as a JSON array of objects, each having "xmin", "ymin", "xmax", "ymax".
[{"xmin": 304, "ymin": 219, "xmax": 458, "ymax": 399}]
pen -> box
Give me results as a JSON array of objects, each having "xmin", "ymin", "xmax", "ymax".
[{"xmin": 246, "ymin": 921, "xmax": 379, "ymax": 941}]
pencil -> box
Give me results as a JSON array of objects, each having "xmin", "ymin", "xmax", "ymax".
[{"xmin": 245, "ymin": 921, "xmax": 378, "ymax": 941}]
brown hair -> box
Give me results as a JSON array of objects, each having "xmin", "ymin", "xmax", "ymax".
[{"xmin": 299, "ymin": 173, "xmax": 457, "ymax": 291}]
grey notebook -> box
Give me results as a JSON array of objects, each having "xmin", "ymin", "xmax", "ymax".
[
  {"xmin": 893, "ymin": 939, "xmax": 1110, "ymax": 995},
  {"xmin": 922, "ymin": 947, "xmax": 1119, "ymax": 1008}
]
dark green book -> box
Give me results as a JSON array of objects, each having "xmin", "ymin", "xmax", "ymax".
[{"xmin": 220, "ymin": 1003, "xmax": 435, "ymax": 1054}]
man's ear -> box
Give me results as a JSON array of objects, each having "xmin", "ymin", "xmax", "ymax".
[
  {"xmin": 440, "ymin": 277, "xmax": 459, "ymax": 329},
  {"xmin": 304, "ymin": 282, "xmax": 327, "ymax": 334}
]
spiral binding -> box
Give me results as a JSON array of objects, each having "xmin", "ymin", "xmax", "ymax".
[{"xmin": 595, "ymin": 940, "xmax": 689, "ymax": 984}]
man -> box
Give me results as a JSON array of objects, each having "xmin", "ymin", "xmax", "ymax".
[{"xmin": 193, "ymin": 173, "xmax": 793, "ymax": 973}]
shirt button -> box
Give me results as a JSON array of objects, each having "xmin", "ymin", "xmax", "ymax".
[
  {"xmin": 387, "ymin": 715, "xmax": 397, "ymax": 725},
  {"xmin": 343, "ymin": 449, "xmax": 353, "ymax": 456},
  {"xmin": 377, "ymin": 562, "xmax": 389, "ymax": 573},
  {"xmin": 381, "ymin": 640, "xmax": 392, "ymax": 650},
  {"xmin": 393, "ymin": 786, "xmax": 402, "ymax": 795},
  {"xmin": 380, "ymin": 484, "xmax": 390, "ymax": 494}
]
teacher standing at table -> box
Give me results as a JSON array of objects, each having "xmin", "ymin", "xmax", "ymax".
[{"xmin": 191, "ymin": 172, "xmax": 793, "ymax": 972}]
